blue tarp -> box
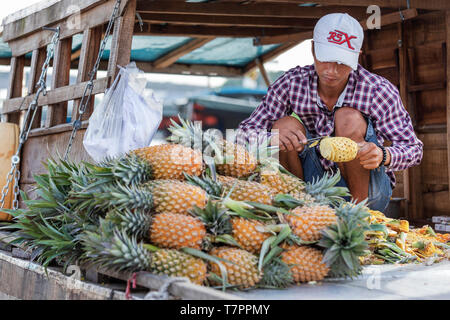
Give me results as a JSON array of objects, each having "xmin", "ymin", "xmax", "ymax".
[{"xmin": 0, "ymin": 34, "xmax": 281, "ymax": 68}]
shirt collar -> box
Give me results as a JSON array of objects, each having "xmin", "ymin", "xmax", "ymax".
[{"xmin": 311, "ymin": 65, "xmax": 358, "ymax": 110}]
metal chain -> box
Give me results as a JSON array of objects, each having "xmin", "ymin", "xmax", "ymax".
[
  {"xmin": 0, "ymin": 28, "xmax": 60, "ymax": 210},
  {"xmin": 64, "ymin": 0, "xmax": 122, "ymax": 160}
]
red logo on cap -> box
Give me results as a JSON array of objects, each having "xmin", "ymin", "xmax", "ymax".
[{"xmin": 327, "ymin": 30, "xmax": 357, "ymax": 50}]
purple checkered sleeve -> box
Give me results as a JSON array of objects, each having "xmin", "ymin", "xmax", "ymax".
[
  {"xmin": 237, "ymin": 72, "xmax": 292, "ymax": 145},
  {"xmin": 371, "ymin": 82, "xmax": 423, "ymax": 172}
]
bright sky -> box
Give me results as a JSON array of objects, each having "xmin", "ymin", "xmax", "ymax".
[{"xmin": 1, "ymin": 0, "xmax": 313, "ymax": 87}]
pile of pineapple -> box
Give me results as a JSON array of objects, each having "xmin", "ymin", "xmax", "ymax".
[
  {"xmin": 1, "ymin": 116, "xmax": 448, "ymax": 291},
  {"xmin": 362, "ymin": 210, "xmax": 450, "ymax": 265}
]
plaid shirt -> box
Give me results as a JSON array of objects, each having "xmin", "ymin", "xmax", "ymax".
[{"xmin": 238, "ymin": 64, "xmax": 423, "ymax": 187}]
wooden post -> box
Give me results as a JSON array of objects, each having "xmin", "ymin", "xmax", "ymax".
[
  {"xmin": 5, "ymin": 56, "xmax": 25, "ymax": 126},
  {"xmin": 403, "ymin": 21, "xmax": 423, "ymax": 221},
  {"xmin": 72, "ymin": 26, "xmax": 102, "ymax": 121},
  {"xmin": 107, "ymin": 0, "xmax": 136, "ymax": 83},
  {"xmin": 397, "ymin": 23, "xmax": 411, "ymax": 218},
  {"xmin": 45, "ymin": 37, "xmax": 72, "ymax": 128},
  {"xmin": 256, "ymin": 58, "xmax": 271, "ymax": 87},
  {"xmin": 28, "ymin": 47, "xmax": 47, "ymax": 129},
  {"xmin": 446, "ymin": 11, "xmax": 450, "ymax": 203}
]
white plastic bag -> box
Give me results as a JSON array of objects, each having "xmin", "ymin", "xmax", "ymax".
[{"xmin": 83, "ymin": 62, "xmax": 163, "ymax": 162}]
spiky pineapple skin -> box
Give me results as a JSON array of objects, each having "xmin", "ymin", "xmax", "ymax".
[
  {"xmin": 281, "ymin": 246, "xmax": 329, "ymax": 283},
  {"xmin": 150, "ymin": 249, "xmax": 207, "ymax": 285},
  {"xmin": 231, "ymin": 217, "xmax": 270, "ymax": 253},
  {"xmin": 216, "ymin": 142, "xmax": 257, "ymax": 178},
  {"xmin": 150, "ymin": 213, "xmax": 206, "ymax": 250},
  {"xmin": 209, "ymin": 247, "xmax": 261, "ymax": 288},
  {"xmin": 319, "ymin": 137, "xmax": 358, "ymax": 162},
  {"xmin": 218, "ymin": 175, "xmax": 274, "ymax": 205},
  {"xmin": 145, "ymin": 180, "xmax": 207, "ymax": 214},
  {"xmin": 260, "ymin": 171, "xmax": 305, "ymax": 194},
  {"xmin": 133, "ymin": 144, "xmax": 203, "ymax": 180},
  {"xmin": 285, "ymin": 205, "xmax": 337, "ymax": 241}
]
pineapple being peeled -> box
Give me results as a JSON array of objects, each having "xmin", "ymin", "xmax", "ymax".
[{"xmin": 319, "ymin": 137, "xmax": 358, "ymax": 162}]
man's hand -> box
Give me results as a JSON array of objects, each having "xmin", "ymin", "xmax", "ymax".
[
  {"xmin": 356, "ymin": 141, "xmax": 390, "ymax": 169},
  {"xmin": 271, "ymin": 116, "xmax": 307, "ymax": 152}
]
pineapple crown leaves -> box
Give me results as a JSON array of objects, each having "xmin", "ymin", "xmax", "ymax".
[
  {"xmin": 81, "ymin": 219, "xmax": 151, "ymax": 272},
  {"xmin": 69, "ymin": 182, "xmax": 154, "ymax": 213},
  {"xmin": 223, "ymin": 198, "xmax": 273, "ymax": 222},
  {"xmin": 258, "ymin": 224, "xmax": 292, "ymax": 272},
  {"xmin": 105, "ymin": 207, "xmax": 152, "ymax": 240},
  {"xmin": 305, "ymin": 170, "xmax": 350, "ymax": 206},
  {"xmin": 334, "ymin": 200, "xmax": 371, "ymax": 230},
  {"xmin": 259, "ymin": 258, "xmax": 294, "ymax": 289},
  {"xmin": 318, "ymin": 203, "xmax": 370, "ymax": 279},
  {"xmin": 86, "ymin": 153, "xmax": 153, "ymax": 186},
  {"xmin": 183, "ymin": 172, "xmax": 223, "ymax": 198},
  {"xmin": 188, "ymin": 199, "xmax": 232, "ymax": 236}
]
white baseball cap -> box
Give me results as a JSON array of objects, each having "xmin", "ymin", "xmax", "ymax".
[{"xmin": 313, "ymin": 13, "xmax": 364, "ymax": 70}]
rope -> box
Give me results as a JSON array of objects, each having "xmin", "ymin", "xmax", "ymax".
[
  {"xmin": 144, "ymin": 277, "xmax": 189, "ymax": 300},
  {"xmin": 125, "ymin": 272, "xmax": 137, "ymax": 300}
]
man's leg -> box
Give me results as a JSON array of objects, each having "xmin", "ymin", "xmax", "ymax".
[
  {"xmin": 334, "ymin": 107, "xmax": 369, "ymax": 202},
  {"xmin": 272, "ymin": 116, "xmax": 307, "ymax": 179}
]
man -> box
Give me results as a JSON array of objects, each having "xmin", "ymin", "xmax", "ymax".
[{"xmin": 238, "ymin": 13, "xmax": 423, "ymax": 212}]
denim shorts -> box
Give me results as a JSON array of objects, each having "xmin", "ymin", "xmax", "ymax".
[{"xmin": 299, "ymin": 117, "xmax": 392, "ymax": 212}]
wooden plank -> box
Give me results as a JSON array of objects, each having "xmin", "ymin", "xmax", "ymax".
[
  {"xmin": 137, "ymin": 24, "xmax": 307, "ymax": 38},
  {"xmin": 446, "ymin": 10, "xmax": 450, "ymax": 204},
  {"xmin": 253, "ymin": 0, "xmax": 450, "ymax": 10},
  {"xmin": 136, "ymin": 1, "xmax": 369, "ymax": 19},
  {"xmin": 72, "ymin": 26, "xmax": 102, "ymax": 121},
  {"xmin": 258, "ymin": 9, "xmax": 417, "ymax": 45},
  {"xmin": 2, "ymin": 78, "xmax": 109, "ymax": 114},
  {"xmin": 45, "ymin": 38, "xmax": 72, "ymax": 128},
  {"xmin": 256, "ymin": 58, "xmax": 271, "ymax": 87},
  {"xmin": 97, "ymin": 268, "xmax": 240, "ymax": 300},
  {"xmin": 408, "ymin": 82, "xmax": 446, "ymax": 92},
  {"xmin": 107, "ymin": 0, "xmax": 136, "ymax": 81},
  {"xmin": 153, "ymin": 38, "xmax": 214, "ymax": 69},
  {"xmin": 5, "ymin": 56, "xmax": 25, "ymax": 125},
  {"xmin": 0, "ymin": 250, "xmax": 128, "ymax": 300},
  {"xmin": 138, "ymin": 12, "xmax": 317, "ymax": 28},
  {"xmin": 257, "ymin": 31, "xmax": 313, "ymax": 46},
  {"xmin": 28, "ymin": 48, "xmax": 47, "ymax": 129},
  {"xmin": 397, "ymin": 23, "xmax": 411, "ymax": 215},
  {"xmin": 131, "ymin": 61, "xmax": 244, "ymax": 77},
  {"xmin": 423, "ymin": 190, "xmax": 450, "ymax": 217},
  {"xmin": 21, "ymin": 128, "xmax": 92, "ymax": 184},
  {"xmin": 2, "ymin": 0, "xmax": 106, "ymax": 42},
  {"xmin": 7, "ymin": 0, "xmax": 129, "ymax": 57}
]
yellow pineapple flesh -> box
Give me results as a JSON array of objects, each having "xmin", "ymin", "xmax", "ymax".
[
  {"xmin": 218, "ymin": 175, "xmax": 274, "ymax": 205},
  {"xmin": 281, "ymin": 246, "xmax": 329, "ymax": 283},
  {"xmin": 145, "ymin": 180, "xmax": 207, "ymax": 214},
  {"xmin": 284, "ymin": 205, "xmax": 337, "ymax": 241},
  {"xmin": 231, "ymin": 217, "xmax": 271, "ymax": 253},
  {"xmin": 319, "ymin": 137, "xmax": 358, "ymax": 162},
  {"xmin": 150, "ymin": 249, "xmax": 207, "ymax": 285},
  {"xmin": 209, "ymin": 247, "xmax": 262, "ymax": 288},
  {"xmin": 133, "ymin": 144, "xmax": 203, "ymax": 180},
  {"xmin": 150, "ymin": 213, "xmax": 206, "ymax": 250}
]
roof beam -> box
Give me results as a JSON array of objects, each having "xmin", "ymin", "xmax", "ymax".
[
  {"xmin": 249, "ymin": 0, "xmax": 450, "ymax": 11},
  {"xmin": 138, "ymin": 13, "xmax": 316, "ymax": 28},
  {"xmin": 153, "ymin": 37, "xmax": 214, "ymax": 69},
  {"xmin": 136, "ymin": 23, "xmax": 310, "ymax": 38},
  {"xmin": 136, "ymin": 1, "xmax": 369, "ymax": 19},
  {"xmin": 244, "ymin": 42, "xmax": 300, "ymax": 74},
  {"xmin": 257, "ymin": 8, "xmax": 418, "ymax": 45}
]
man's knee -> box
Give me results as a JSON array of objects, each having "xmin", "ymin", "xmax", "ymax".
[{"xmin": 334, "ymin": 107, "xmax": 367, "ymax": 141}]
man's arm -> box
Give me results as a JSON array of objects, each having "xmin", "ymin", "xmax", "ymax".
[
  {"xmin": 236, "ymin": 72, "xmax": 292, "ymax": 145},
  {"xmin": 370, "ymin": 82, "xmax": 423, "ymax": 171}
]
